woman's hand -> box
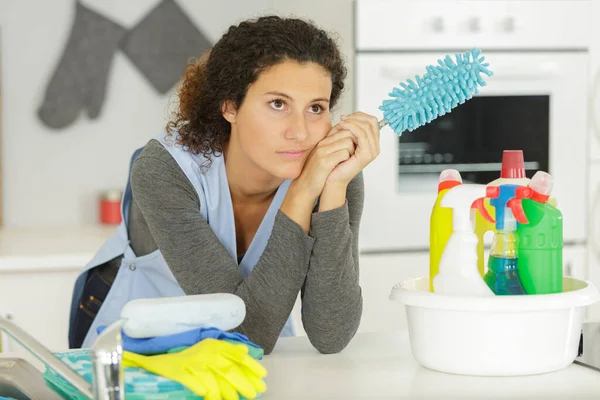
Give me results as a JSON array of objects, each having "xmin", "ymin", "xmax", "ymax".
[
  {"xmin": 290, "ymin": 129, "xmax": 357, "ymax": 202},
  {"xmin": 325, "ymin": 112, "xmax": 380, "ymax": 187},
  {"xmin": 280, "ymin": 128, "xmax": 356, "ymax": 232}
]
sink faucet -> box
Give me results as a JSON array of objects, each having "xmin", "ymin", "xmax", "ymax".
[
  {"xmin": 0, "ymin": 316, "xmax": 124, "ymax": 399},
  {"xmin": 91, "ymin": 320, "xmax": 125, "ymax": 399}
]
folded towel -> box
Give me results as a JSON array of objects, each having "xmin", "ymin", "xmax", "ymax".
[
  {"xmin": 44, "ymin": 349, "xmax": 261, "ymax": 399},
  {"xmin": 45, "ymin": 350, "xmax": 200, "ymax": 399},
  {"xmin": 96, "ymin": 325, "xmax": 261, "ymax": 355}
]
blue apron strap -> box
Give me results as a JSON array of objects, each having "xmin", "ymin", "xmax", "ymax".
[{"xmin": 122, "ymin": 147, "xmax": 144, "ymax": 228}]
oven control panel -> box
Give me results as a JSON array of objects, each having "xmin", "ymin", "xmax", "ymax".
[{"xmin": 356, "ymin": 0, "xmax": 590, "ymax": 51}]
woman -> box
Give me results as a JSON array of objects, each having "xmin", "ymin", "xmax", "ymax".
[{"xmin": 68, "ymin": 15, "xmax": 380, "ymax": 355}]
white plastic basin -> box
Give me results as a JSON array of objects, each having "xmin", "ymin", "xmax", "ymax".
[{"xmin": 390, "ymin": 276, "xmax": 600, "ymax": 376}]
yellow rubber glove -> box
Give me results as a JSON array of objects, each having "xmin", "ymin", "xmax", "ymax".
[{"xmin": 122, "ymin": 338, "xmax": 267, "ymax": 400}]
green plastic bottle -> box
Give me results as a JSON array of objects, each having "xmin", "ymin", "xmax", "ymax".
[{"xmin": 517, "ymin": 171, "xmax": 563, "ymax": 294}]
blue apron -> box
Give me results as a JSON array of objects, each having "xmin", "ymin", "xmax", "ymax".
[{"xmin": 69, "ymin": 132, "xmax": 296, "ymax": 348}]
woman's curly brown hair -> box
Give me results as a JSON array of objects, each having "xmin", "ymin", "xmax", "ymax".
[{"xmin": 165, "ymin": 15, "xmax": 347, "ymax": 163}]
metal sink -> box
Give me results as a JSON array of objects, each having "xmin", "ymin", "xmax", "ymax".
[{"xmin": 0, "ymin": 357, "xmax": 63, "ymax": 400}]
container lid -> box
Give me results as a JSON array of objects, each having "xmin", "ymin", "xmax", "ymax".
[
  {"xmin": 529, "ymin": 171, "xmax": 553, "ymax": 203},
  {"xmin": 101, "ymin": 190, "xmax": 123, "ymax": 202},
  {"xmin": 438, "ymin": 169, "xmax": 462, "ymax": 192},
  {"xmin": 501, "ymin": 150, "xmax": 526, "ymax": 179}
]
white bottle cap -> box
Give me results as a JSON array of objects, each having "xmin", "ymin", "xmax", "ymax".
[
  {"xmin": 439, "ymin": 169, "xmax": 462, "ymax": 183},
  {"xmin": 530, "ymin": 171, "xmax": 553, "ymax": 196}
]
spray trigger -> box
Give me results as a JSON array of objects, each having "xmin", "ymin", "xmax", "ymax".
[
  {"xmin": 508, "ymin": 198, "xmax": 528, "ymax": 224},
  {"xmin": 473, "ymin": 199, "xmax": 494, "ymax": 223},
  {"xmin": 471, "ymin": 186, "xmax": 499, "ymax": 224},
  {"xmin": 508, "ymin": 186, "xmax": 533, "ymax": 224}
]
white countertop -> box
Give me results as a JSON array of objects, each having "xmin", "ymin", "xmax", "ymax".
[
  {"xmin": 261, "ymin": 331, "xmax": 600, "ymax": 399},
  {"xmin": 2, "ymin": 330, "xmax": 599, "ymax": 398},
  {"xmin": 0, "ymin": 225, "xmax": 115, "ymax": 272}
]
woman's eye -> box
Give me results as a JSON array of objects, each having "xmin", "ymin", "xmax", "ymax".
[
  {"xmin": 309, "ymin": 104, "xmax": 323, "ymax": 114},
  {"xmin": 270, "ymin": 100, "xmax": 285, "ymax": 110}
]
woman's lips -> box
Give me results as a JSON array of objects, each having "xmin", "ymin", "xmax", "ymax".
[{"xmin": 278, "ymin": 150, "xmax": 306, "ymax": 160}]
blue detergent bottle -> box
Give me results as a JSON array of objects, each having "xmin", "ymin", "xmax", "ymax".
[{"xmin": 483, "ymin": 184, "xmax": 533, "ymax": 295}]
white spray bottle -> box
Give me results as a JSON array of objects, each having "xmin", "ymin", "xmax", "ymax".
[{"xmin": 433, "ymin": 184, "xmax": 496, "ymax": 296}]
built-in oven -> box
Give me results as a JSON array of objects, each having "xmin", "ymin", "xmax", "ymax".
[{"xmin": 355, "ymin": 0, "xmax": 590, "ymax": 255}]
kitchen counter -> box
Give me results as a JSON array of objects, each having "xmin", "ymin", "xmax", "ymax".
[
  {"xmin": 0, "ymin": 225, "xmax": 115, "ymax": 272},
  {"xmin": 261, "ymin": 330, "xmax": 600, "ymax": 399},
  {"xmin": 2, "ymin": 330, "xmax": 599, "ymax": 399}
]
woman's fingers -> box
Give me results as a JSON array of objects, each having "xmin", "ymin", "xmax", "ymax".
[
  {"xmin": 337, "ymin": 119, "xmax": 375, "ymax": 163},
  {"xmin": 341, "ymin": 113, "xmax": 380, "ymax": 156},
  {"xmin": 316, "ymin": 136, "xmax": 356, "ymax": 158},
  {"xmin": 326, "ymin": 122, "xmax": 343, "ymax": 137},
  {"xmin": 318, "ymin": 129, "xmax": 358, "ymax": 147}
]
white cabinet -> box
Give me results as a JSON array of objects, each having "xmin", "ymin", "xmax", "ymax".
[
  {"xmin": 564, "ymin": 245, "xmax": 588, "ymax": 282},
  {"xmin": 587, "ymin": 243, "xmax": 600, "ymax": 322},
  {"xmin": 0, "ymin": 225, "xmax": 113, "ymax": 358},
  {"xmin": 587, "ymin": 164, "xmax": 600, "ymax": 320},
  {"xmin": 589, "ymin": 0, "xmax": 600, "ymax": 162},
  {"xmin": 357, "ymin": 252, "xmax": 428, "ymax": 334},
  {"xmin": 589, "ymin": 68, "xmax": 600, "ymax": 161},
  {"xmin": 0, "ymin": 270, "xmax": 80, "ymax": 355}
]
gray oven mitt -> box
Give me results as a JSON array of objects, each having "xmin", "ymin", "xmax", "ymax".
[
  {"xmin": 119, "ymin": 0, "xmax": 212, "ymax": 94},
  {"xmin": 37, "ymin": 2, "xmax": 127, "ymax": 130}
]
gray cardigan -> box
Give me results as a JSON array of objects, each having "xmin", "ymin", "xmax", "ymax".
[{"xmin": 123, "ymin": 139, "xmax": 363, "ymax": 354}]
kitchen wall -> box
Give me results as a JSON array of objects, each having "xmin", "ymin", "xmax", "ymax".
[{"xmin": 0, "ymin": 0, "xmax": 354, "ymax": 228}]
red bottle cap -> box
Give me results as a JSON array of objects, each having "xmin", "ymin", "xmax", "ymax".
[{"xmin": 500, "ymin": 150, "xmax": 526, "ymax": 179}]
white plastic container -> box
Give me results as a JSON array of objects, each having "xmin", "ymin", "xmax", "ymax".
[
  {"xmin": 390, "ymin": 276, "xmax": 600, "ymax": 376},
  {"xmin": 121, "ymin": 293, "xmax": 246, "ymax": 338}
]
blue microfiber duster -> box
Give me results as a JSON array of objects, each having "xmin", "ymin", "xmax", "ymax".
[{"xmin": 378, "ymin": 48, "xmax": 493, "ymax": 135}]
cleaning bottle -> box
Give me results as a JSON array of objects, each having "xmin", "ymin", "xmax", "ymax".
[
  {"xmin": 429, "ymin": 169, "xmax": 462, "ymax": 292},
  {"xmin": 475, "ymin": 150, "xmax": 530, "ymax": 275},
  {"xmin": 517, "ymin": 171, "xmax": 563, "ymax": 294},
  {"xmin": 432, "ymin": 184, "xmax": 498, "ymax": 296},
  {"xmin": 484, "ymin": 184, "xmax": 533, "ymax": 295}
]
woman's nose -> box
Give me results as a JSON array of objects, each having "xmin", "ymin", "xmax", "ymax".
[{"xmin": 284, "ymin": 114, "xmax": 308, "ymax": 141}]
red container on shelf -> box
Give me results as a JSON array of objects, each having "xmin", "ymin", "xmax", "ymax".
[{"xmin": 99, "ymin": 190, "xmax": 122, "ymax": 225}]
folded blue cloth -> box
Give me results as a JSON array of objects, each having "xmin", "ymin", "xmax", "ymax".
[
  {"xmin": 96, "ymin": 325, "xmax": 260, "ymax": 355},
  {"xmin": 45, "ymin": 350, "xmax": 218, "ymax": 399}
]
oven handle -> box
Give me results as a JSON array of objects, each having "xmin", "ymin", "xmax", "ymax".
[
  {"xmin": 592, "ymin": 182, "xmax": 600, "ymax": 262},
  {"xmin": 379, "ymin": 67, "xmax": 560, "ymax": 82},
  {"xmin": 592, "ymin": 67, "xmax": 600, "ymax": 143}
]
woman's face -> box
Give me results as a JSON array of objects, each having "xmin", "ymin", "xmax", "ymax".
[{"xmin": 223, "ymin": 60, "xmax": 333, "ymax": 180}]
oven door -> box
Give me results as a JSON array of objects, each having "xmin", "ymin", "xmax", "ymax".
[{"xmin": 355, "ymin": 52, "xmax": 588, "ymax": 252}]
